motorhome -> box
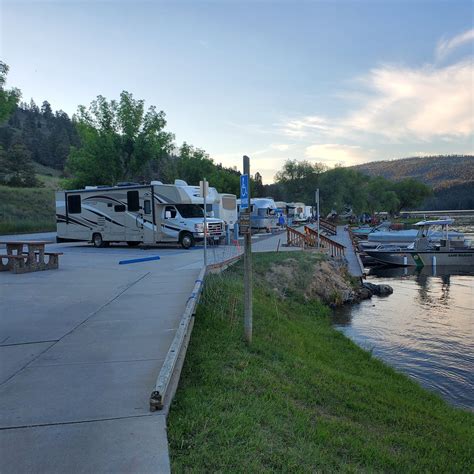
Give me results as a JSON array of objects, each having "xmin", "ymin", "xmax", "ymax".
[
  {"xmin": 213, "ymin": 194, "xmax": 238, "ymax": 227},
  {"xmin": 56, "ymin": 181, "xmax": 226, "ymax": 249},
  {"xmin": 168, "ymin": 181, "xmax": 237, "ymax": 228},
  {"xmin": 237, "ymin": 197, "xmax": 278, "ymax": 231}
]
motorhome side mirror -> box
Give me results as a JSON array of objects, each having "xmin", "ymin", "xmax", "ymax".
[{"xmin": 165, "ymin": 211, "xmax": 172, "ymax": 219}]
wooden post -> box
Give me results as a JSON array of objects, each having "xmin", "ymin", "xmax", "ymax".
[{"xmin": 243, "ymin": 155, "xmax": 253, "ymax": 344}]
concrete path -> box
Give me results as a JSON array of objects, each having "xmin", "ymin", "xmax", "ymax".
[
  {"xmin": 0, "ymin": 241, "xmax": 208, "ymax": 473},
  {"xmin": 331, "ymin": 226, "xmax": 364, "ymax": 277},
  {"xmin": 0, "ymin": 232, "xmax": 298, "ymax": 473}
]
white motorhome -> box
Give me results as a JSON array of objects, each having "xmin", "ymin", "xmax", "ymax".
[
  {"xmin": 163, "ymin": 182, "xmax": 237, "ymax": 228},
  {"xmin": 237, "ymin": 197, "xmax": 278, "ymax": 231},
  {"xmin": 56, "ymin": 181, "xmax": 225, "ymax": 249},
  {"xmin": 213, "ymin": 194, "xmax": 238, "ymax": 227}
]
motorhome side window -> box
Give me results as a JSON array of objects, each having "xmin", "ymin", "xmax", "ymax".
[
  {"xmin": 114, "ymin": 204, "xmax": 126, "ymax": 212},
  {"xmin": 67, "ymin": 195, "xmax": 81, "ymax": 214},
  {"xmin": 127, "ymin": 191, "xmax": 140, "ymax": 212},
  {"xmin": 165, "ymin": 206, "xmax": 177, "ymax": 218},
  {"xmin": 144, "ymin": 200, "xmax": 151, "ymax": 214}
]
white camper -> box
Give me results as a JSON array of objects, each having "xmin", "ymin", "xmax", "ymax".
[
  {"xmin": 291, "ymin": 202, "xmax": 307, "ymax": 223},
  {"xmin": 214, "ymin": 194, "xmax": 238, "ymax": 227},
  {"xmin": 56, "ymin": 182, "xmax": 225, "ymax": 249}
]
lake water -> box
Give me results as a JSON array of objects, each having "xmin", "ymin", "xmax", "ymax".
[{"xmin": 332, "ymin": 265, "xmax": 474, "ymax": 411}]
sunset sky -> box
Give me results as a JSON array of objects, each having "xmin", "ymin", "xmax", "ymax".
[{"xmin": 1, "ymin": 0, "xmax": 473, "ymax": 182}]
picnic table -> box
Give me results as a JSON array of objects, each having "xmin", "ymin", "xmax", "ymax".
[{"xmin": 0, "ymin": 240, "xmax": 63, "ymax": 274}]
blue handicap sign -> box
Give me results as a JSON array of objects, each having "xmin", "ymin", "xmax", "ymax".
[{"xmin": 240, "ymin": 174, "xmax": 249, "ymax": 209}]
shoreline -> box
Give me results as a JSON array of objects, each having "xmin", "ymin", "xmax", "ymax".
[{"xmin": 167, "ymin": 252, "xmax": 473, "ymax": 471}]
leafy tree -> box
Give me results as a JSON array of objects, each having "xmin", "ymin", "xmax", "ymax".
[
  {"xmin": 274, "ymin": 159, "xmax": 326, "ymax": 203},
  {"xmin": 392, "ymin": 178, "xmax": 432, "ymax": 211},
  {"xmin": 0, "ymin": 62, "xmax": 21, "ymax": 123},
  {"xmin": 366, "ymin": 177, "xmax": 400, "ymax": 214},
  {"xmin": 65, "ymin": 91, "xmax": 175, "ymax": 187}
]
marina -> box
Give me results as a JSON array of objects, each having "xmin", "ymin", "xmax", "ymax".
[{"xmin": 332, "ymin": 264, "xmax": 474, "ymax": 411}]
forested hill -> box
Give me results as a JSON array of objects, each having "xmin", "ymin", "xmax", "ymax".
[
  {"xmin": 352, "ymin": 155, "xmax": 474, "ymax": 190},
  {"xmin": 0, "ymin": 100, "xmax": 80, "ymax": 170}
]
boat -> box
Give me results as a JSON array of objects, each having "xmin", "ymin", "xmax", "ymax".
[{"xmin": 364, "ymin": 219, "xmax": 474, "ymax": 267}]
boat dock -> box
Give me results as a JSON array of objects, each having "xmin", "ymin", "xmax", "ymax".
[
  {"xmin": 286, "ymin": 222, "xmax": 365, "ymax": 278},
  {"xmin": 331, "ymin": 226, "xmax": 365, "ymax": 278}
]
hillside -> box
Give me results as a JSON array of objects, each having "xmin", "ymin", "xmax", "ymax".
[{"xmin": 352, "ymin": 155, "xmax": 474, "ymax": 190}]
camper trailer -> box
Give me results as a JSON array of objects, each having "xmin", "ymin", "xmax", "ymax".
[
  {"xmin": 56, "ymin": 181, "xmax": 225, "ymax": 249},
  {"xmin": 213, "ymin": 194, "xmax": 238, "ymax": 227},
  {"xmin": 291, "ymin": 202, "xmax": 312, "ymax": 223},
  {"xmin": 237, "ymin": 197, "xmax": 278, "ymax": 231}
]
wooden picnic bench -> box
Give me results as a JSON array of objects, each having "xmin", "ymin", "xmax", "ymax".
[{"xmin": 0, "ymin": 241, "xmax": 63, "ymax": 274}]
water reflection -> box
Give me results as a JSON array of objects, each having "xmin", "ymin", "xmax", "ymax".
[{"xmin": 332, "ymin": 265, "xmax": 474, "ymax": 411}]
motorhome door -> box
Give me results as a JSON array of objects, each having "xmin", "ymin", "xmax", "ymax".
[
  {"xmin": 125, "ymin": 190, "xmax": 144, "ymax": 242},
  {"xmin": 161, "ymin": 205, "xmax": 180, "ymax": 241}
]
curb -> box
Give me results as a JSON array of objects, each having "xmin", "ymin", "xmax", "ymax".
[
  {"xmin": 149, "ymin": 266, "xmax": 206, "ymax": 411},
  {"xmin": 149, "ymin": 254, "xmax": 243, "ymax": 412}
]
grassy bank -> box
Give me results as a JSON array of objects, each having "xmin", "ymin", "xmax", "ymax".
[
  {"xmin": 0, "ymin": 185, "xmax": 56, "ymax": 234},
  {"xmin": 168, "ymin": 252, "xmax": 473, "ymax": 472}
]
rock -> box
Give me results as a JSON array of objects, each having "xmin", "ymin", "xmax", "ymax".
[
  {"xmin": 377, "ymin": 284, "xmax": 393, "ymax": 296},
  {"xmin": 363, "ymin": 282, "xmax": 393, "ymax": 296},
  {"xmin": 357, "ymin": 287, "xmax": 373, "ymax": 300}
]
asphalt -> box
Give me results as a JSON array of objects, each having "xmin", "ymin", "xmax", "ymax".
[
  {"xmin": 0, "ymin": 230, "xmax": 297, "ymax": 473},
  {"xmin": 0, "ymin": 240, "xmax": 205, "ymax": 473}
]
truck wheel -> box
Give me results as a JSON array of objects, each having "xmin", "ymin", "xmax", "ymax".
[
  {"xmin": 180, "ymin": 232, "xmax": 194, "ymax": 249},
  {"xmin": 127, "ymin": 241, "xmax": 140, "ymax": 247},
  {"xmin": 92, "ymin": 233, "xmax": 107, "ymax": 248}
]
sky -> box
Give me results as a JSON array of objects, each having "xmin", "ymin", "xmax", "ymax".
[{"xmin": 1, "ymin": 0, "xmax": 473, "ymax": 183}]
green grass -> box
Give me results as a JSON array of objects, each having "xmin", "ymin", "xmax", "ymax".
[
  {"xmin": 0, "ymin": 185, "xmax": 56, "ymax": 234},
  {"xmin": 168, "ymin": 252, "xmax": 473, "ymax": 473}
]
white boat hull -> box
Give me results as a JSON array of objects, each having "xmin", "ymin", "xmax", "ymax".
[{"xmin": 365, "ymin": 249, "xmax": 474, "ymax": 267}]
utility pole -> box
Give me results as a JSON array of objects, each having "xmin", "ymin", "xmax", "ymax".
[
  {"xmin": 201, "ymin": 178, "xmax": 208, "ymax": 267},
  {"xmin": 316, "ymin": 188, "xmax": 320, "ymax": 250},
  {"xmin": 241, "ymin": 156, "xmax": 253, "ymax": 344}
]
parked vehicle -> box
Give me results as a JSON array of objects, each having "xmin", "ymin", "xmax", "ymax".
[
  {"xmin": 56, "ymin": 181, "xmax": 225, "ymax": 249},
  {"xmin": 237, "ymin": 197, "xmax": 278, "ymax": 231},
  {"xmin": 213, "ymin": 193, "xmax": 238, "ymax": 227}
]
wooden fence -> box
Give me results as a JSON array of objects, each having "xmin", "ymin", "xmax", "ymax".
[
  {"xmin": 304, "ymin": 226, "xmax": 345, "ymax": 256},
  {"xmin": 319, "ymin": 218, "xmax": 337, "ymax": 235}
]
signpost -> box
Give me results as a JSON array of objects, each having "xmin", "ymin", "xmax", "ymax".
[
  {"xmin": 200, "ymin": 179, "xmax": 209, "ymax": 267},
  {"xmin": 316, "ymin": 188, "xmax": 320, "ymax": 250},
  {"xmin": 242, "ymin": 156, "xmax": 252, "ymax": 344}
]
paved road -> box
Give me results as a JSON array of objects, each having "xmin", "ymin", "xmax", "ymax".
[
  {"xmin": 0, "ymin": 231, "xmax": 297, "ymax": 473},
  {"xmin": 0, "ymin": 241, "xmax": 207, "ymax": 473}
]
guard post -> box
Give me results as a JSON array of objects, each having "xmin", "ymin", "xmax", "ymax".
[{"xmin": 240, "ymin": 156, "xmax": 252, "ymax": 344}]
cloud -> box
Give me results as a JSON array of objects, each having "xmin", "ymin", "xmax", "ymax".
[
  {"xmin": 270, "ymin": 143, "xmax": 290, "ymax": 151},
  {"xmin": 280, "ymin": 59, "xmax": 473, "ymax": 143},
  {"xmin": 436, "ymin": 29, "xmax": 474, "ymax": 61},
  {"xmin": 344, "ymin": 59, "xmax": 474, "ymax": 140},
  {"xmin": 305, "ymin": 143, "xmax": 370, "ymax": 165},
  {"xmin": 281, "ymin": 116, "xmax": 332, "ymax": 138}
]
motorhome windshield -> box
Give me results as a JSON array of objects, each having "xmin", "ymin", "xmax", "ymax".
[{"xmin": 175, "ymin": 204, "xmax": 204, "ymax": 218}]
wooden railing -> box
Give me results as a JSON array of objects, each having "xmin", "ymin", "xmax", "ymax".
[
  {"xmin": 319, "ymin": 218, "xmax": 337, "ymax": 235},
  {"xmin": 286, "ymin": 226, "xmax": 308, "ymax": 248},
  {"xmin": 304, "ymin": 226, "xmax": 345, "ymax": 256}
]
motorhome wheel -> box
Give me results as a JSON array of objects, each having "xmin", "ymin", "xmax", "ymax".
[
  {"xmin": 180, "ymin": 232, "xmax": 194, "ymax": 249},
  {"xmin": 92, "ymin": 233, "xmax": 107, "ymax": 248}
]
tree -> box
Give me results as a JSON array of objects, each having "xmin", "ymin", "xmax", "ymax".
[
  {"xmin": 0, "ymin": 143, "xmax": 39, "ymax": 187},
  {"xmin": 65, "ymin": 91, "xmax": 175, "ymax": 187},
  {"xmin": 0, "ymin": 62, "xmax": 21, "ymax": 123},
  {"xmin": 392, "ymin": 179, "xmax": 432, "ymax": 211},
  {"xmin": 274, "ymin": 159, "xmax": 326, "ymax": 203},
  {"xmin": 254, "ymin": 172, "xmax": 264, "ymax": 197}
]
